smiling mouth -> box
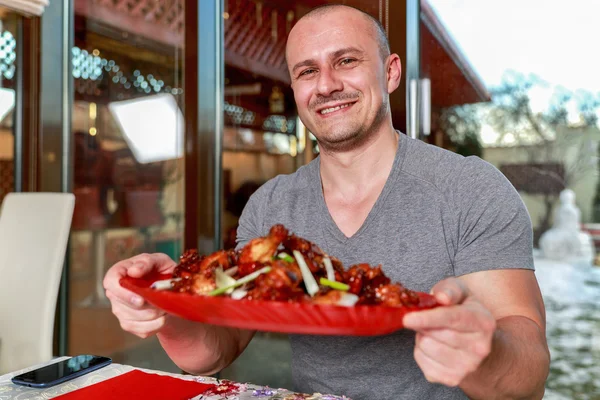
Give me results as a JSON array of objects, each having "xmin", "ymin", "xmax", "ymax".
[{"xmin": 318, "ymin": 102, "xmax": 356, "ymax": 115}]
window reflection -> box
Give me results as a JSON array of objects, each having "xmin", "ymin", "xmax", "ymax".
[
  {"xmin": 0, "ymin": 9, "xmax": 17, "ymax": 206},
  {"xmin": 219, "ymin": 0, "xmax": 386, "ymax": 388},
  {"xmin": 423, "ymin": 1, "xmax": 600, "ymax": 397},
  {"xmin": 68, "ymin": 0, "xmax": 184, "ymax": 372}
]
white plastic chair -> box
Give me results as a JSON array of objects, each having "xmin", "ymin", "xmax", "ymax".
[{"xmin": 0, "ymin": 193, "xmax": 75, "ymax": 375}]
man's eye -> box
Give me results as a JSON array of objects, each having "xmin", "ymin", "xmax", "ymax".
[
  {"xmin": 340, "ymin": 58, "xmax": 356, "ymax": 66},
  {"xmin": 299, "ymin": 69, "xmax": 316, "ymax": 77}
]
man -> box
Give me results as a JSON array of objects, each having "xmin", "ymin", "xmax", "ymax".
[{"xmin": 104, "ymin": 5, "xmax": 550, "ymax": 399}]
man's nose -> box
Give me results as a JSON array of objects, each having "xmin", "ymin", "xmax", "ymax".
[{"xmin": 316, "ymin": 67, "xmax": 343, "ymax": 96}]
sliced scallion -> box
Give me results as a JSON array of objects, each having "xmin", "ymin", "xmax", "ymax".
[
  {"xmin": 215, "ymin": 267, "xmax": 237, "ymax": 294},
  {"xmin": 277, "ymin": 252, "xmax": 295, "ymax": 263},
  {"xmin": 293, "ymin": 250, "xmax": 319, "ymax": 297},
  {"xmin": 207, "ymin": 266, "xmax": 271, "ymax": 296},
  {"xmin": 323, "ymin": 257, "xmax": 335, "ymax": 281},
  {"xmin": 319, "ymin": 277, "xmax": 349, "ymax": 291}
]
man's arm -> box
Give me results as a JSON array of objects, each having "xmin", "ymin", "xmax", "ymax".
[
  {"xmin": 157, "ymin": 316, "xmax": 255, "ymax": 375},
  {"xmin": 404, "ymin": 269, "xmax": 550, "ymax": 400}
]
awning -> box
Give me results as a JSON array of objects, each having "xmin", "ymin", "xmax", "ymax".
[
  {"xmin": 74, "ymin": 0, "xmax": 489, "ymax": 107},
  {"xmin": 420, "ymin": 0, "xmax": 491, "ymax": 106}
]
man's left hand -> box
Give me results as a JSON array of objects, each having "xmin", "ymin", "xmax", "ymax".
[{"xmin": 403, "ymin": 278, "xmax": 497, "ymax": 387}]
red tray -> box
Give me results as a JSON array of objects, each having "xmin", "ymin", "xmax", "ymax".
[{"xmin": 120, "ymin": 274, "xmax": 439, "ymax": 336}]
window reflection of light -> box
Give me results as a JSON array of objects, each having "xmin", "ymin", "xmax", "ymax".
[
  {"xmin": 0, "ymin": 88, "xmax": 15, "ymax": 123},
  {"xmin": 272, "ymin": 133, "xmax": 290, "ymax": 154},
  {"xmin": 108, "ymin": 93, "xmax": 183, "ymax": 163}
]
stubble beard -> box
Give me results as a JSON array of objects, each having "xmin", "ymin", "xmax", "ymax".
[{"xmin": 314, "ymin": 96, "xmax": 389, "ymax": 154}]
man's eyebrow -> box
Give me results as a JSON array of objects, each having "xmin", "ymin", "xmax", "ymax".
[
  {"xmin": 291, "ymin": 47, "xmax": 364, "ymax": 75},
  {"xmin": 292, "ymin": 59, "xmax": 317, "ymax": 75},
  {"xmin": 330, "ymin": 46, "xmax": 363, "ymax": 60}
]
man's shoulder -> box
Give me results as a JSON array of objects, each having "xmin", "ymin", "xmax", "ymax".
[
  {"xmin": 400, "ymin": 135, "xmax": 500, "ymax": 191},
  {"xmin": 251, "ymin": 158, "xmax": 316, "ymax": 202}
]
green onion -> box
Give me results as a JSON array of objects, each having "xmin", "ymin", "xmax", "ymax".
[
  {"xmin": 215, "ymin": 267, "xmax": 237, "ymax": 294},
  {"xmin": 293, "ymin": 250, "xmax": 319, "ymax": 297},
  {"xmin": 277, "ymin": 252, "xmax": 295, "ymax": 263},
  {"xmin": 207, "ymin": 266, "xmax": 271, "ymax": 296},
  {"xmin": 319, "ymin": 278, "xmax": 349, "ymax": 291},
  {"xmin": 323, "ymin": 257, "xmax": 335, "ymax": 281}
]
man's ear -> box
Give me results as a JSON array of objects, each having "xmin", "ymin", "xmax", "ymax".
[{"xmin": 387, "ymin": 54, "xmax": 402, "ymax": 94}]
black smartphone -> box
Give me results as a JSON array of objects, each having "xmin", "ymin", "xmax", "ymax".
[{"xmin": 11, "ymin": 355, "xmax": 112, "ymax": 388}]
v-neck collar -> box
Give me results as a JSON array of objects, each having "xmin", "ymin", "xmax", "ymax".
[{"xmin": 310, "ymin": 131, "xmax": 408, "ymax": 244}]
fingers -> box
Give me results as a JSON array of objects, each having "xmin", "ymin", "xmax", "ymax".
[
  {"xmin": 403, "ymin": 300, "xmax": 496, "ymax": 333},
  {"xmin": 415, "ymin": 332, "xmax": 481, "ymax": 371},
  {"xmin": 127, "ymin": 253, "xmax": 177, "ymax": 277},
  {"xmin": 418, "ymin": 328, "xmax": 487, "ymax": 356},
  {"xmin": 106, "ymin": 290, "xmax": 167, "ymax": 339},
  {"xmin": 430, "ymin": 277, "xmax": 469, "ymax": 306},
  {"xmin": 414, "ymin": 346, "xmax": 464, "ymax": 387},
  {"xmin": 414, "ymin": 329, "xmax": 493, "ymax": 387},
  {"xmin": 119, "ymin": 316, "xmax": 167, "ymax": 339},
  {"xmin": 103, "ymin": 260, "xmax": 145, "ymax": 307},
  {"xmin": 103, "ymin": 253, "xmax": 176, "ymax": 307},
  {"xmin": 106, "ymin": 290, "xmax": 165, "ymax": 320},
  {"xmin": 103, "ymin": 252, "xmax": 176, "ymax": 338}
]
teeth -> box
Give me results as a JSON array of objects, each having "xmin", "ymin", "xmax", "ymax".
[{"xmin": 320, "ymin": 103, "xmax": 351, "ymax": 115}]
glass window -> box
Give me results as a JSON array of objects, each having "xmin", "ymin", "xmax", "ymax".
[
  {"xmin": 219, "ymin": 0, "xmax": 390, "ymax": 387},
  {"xmin": 0, "ymin": 8, "xmax": 18, "ymax": 205},
  {"xmin": 419, "ymin": 1, "xmax": 600, "ymax": 397},
  {"xmin": 68, "ymin": 0, "xmax": 185, "ymax": 372}
]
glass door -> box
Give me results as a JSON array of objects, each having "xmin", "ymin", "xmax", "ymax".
[
  {"xmin": 0, "ymin": 8, "xmax": 18, "ymax": 205},
  {"xmin": 67, "ymin": 0, "xmax": 185, "ymax": 372},
  {"xmin": 413, "ymin": 1, "xmax": 600, "ymax": 397},
  {"xmin": 218, "ymin": 0, "xmax": 393, "ymax": 388}
]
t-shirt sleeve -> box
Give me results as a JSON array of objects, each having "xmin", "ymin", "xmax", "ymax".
[
  {"xmin": 235, "ymin": 185, "xmax": 266, "ymax": 251},
  {"xmin": 451, "ymin": 156, "xmax": 534, "ymax": 276}
]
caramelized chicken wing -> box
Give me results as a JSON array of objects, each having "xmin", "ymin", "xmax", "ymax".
[
  {"xmin": 238, "ymin": 224, "xmax": 288, "ymax": 264},
  {"xmin": 164, "ymin": 224, "xmax": 426, "ymax": 309}
]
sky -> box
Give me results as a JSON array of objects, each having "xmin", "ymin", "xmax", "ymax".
[
  {"xmin": 427, "ymin": 0, "xmax": 600, "ymax": 91},
  {"xmin": 427, "ymin": 0, "xmax": 600, "ymax": 122}
]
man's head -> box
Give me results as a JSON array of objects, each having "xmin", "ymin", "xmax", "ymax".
[{"xmin": 286, "ymin": 5, "xmax": 402, "ymax": 152}]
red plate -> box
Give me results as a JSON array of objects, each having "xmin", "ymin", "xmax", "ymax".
[{"xmin": 120, "ymin": 274, "xmax": 439, "ymax": 336}]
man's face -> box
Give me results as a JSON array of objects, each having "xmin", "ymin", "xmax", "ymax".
[{"xmin": 286, "ymin": 10, "xmax": 391, "ymax": 151}]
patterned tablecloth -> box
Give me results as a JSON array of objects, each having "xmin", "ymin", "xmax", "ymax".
[{"xmin": 0, "ymin": 357, "xmax": 349, "ymax": 400}]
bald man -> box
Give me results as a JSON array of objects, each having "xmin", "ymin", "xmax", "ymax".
[{"xmin": 104, "ymin": 5, "xmax": 550, "ymax": 399}]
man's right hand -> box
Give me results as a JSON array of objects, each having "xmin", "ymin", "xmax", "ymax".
[{"xmin": 103, "ymin": 253, "xmax": 177, "ymax": 339}]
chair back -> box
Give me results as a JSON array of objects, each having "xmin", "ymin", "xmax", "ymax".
[{"xmin": 0, "ymin": 192, "xmax": 75, "ymax": 374}]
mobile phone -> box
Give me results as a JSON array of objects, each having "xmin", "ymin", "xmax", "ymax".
[{"xmin": 11, "ymin": 355, "xmax": 112, "ymax": 388}]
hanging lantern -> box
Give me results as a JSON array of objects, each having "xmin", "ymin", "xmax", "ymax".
[
  {"xmin": 256, "ymin": 1, "xmax": 263, "ymax": 27},
  {"xmin": 271, "ymin": 10, "xmax": 278, "ymax": 41},
  {"xmin": 286, "ymin": 10, "xmax": 294, "ymax": 33},
  {"xmin": 269, "ymin": 86, "xmax": 285, "ymax": 114}
]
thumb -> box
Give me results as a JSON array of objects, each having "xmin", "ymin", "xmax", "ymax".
[
  {"xmin": 430, "ymin": 277, "xmax": 469, "ymax": 306},
  {"xmin": 127, "ymin": 262, "xmax": 151, "ymax": 278},
  {"xmin": 127, "ymin": 253, "xmax": 177, "ymax": 278}
]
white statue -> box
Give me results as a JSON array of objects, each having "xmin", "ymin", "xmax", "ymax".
[{"xmin": 539, "ymin": 189, "xmax": 595, "ymax": 265}]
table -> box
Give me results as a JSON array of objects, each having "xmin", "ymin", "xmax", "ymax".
[{"xmin": 0, "ymin": 357, "xmax": 349, "ymax": 400}]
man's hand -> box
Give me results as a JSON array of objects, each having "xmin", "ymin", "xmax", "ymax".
[
  {"xmin": 403, "ymin": 277, "xmax": 497, "ymax": 387},
  {"xmin": 103, "ymin": 253, "xmax": 177, "ymax": 339}
]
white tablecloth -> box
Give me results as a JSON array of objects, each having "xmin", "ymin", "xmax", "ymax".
[{"xmin": 0, "ymin": 357, "xmax": 348, "ymax": 400}]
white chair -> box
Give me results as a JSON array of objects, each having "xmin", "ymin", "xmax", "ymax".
[{"xmin": 0, "ymin": 193, "xmax": 75, "ymax": 374}]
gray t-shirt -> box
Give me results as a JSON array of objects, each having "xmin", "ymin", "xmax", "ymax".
[{"xmin": 236, "ymin": 132, "xmax": 534, "ymax": 399}]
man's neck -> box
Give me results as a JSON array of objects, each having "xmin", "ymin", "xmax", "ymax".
[{"xmin": 318, "ymin": 124, "xmax": 399, "ymax": 200}]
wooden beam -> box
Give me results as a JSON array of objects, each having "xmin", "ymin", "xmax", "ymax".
[
  {"xmin": 225, "ymin": 49, "xmax": 290, "ymax": 84},
  {"xmin": 18, "ymin": 16, "xmax": 41, "ymax": 192},
  {"xmin": 74, "ymin": 1, "xmax": 183, "ymax": 49}
]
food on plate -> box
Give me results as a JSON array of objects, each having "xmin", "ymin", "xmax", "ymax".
[{"xmin": 153, "ymin": 224, "xmax": 424, "ymax": 308}]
